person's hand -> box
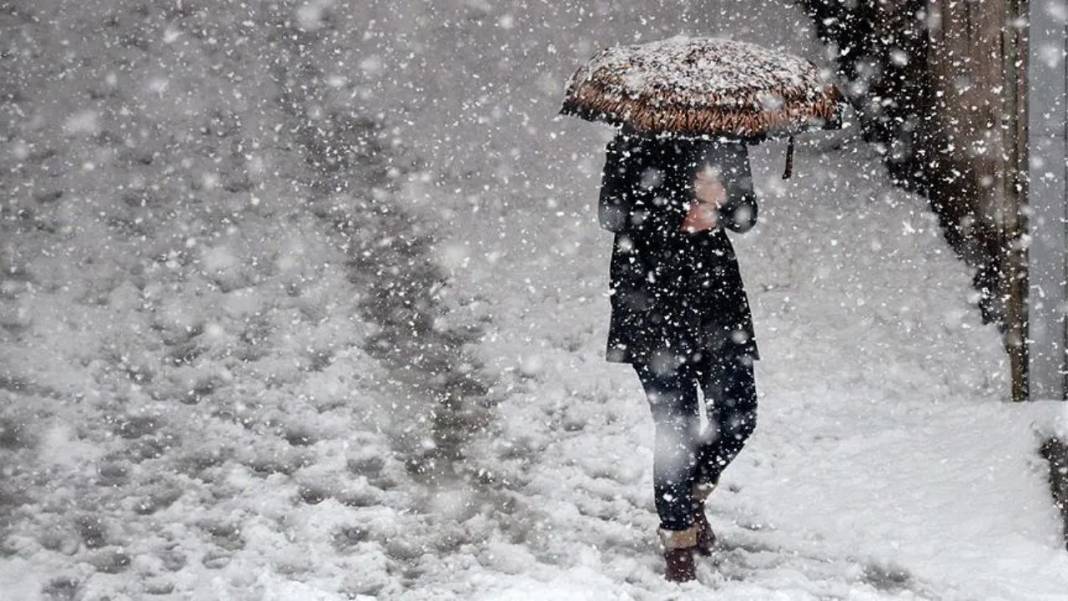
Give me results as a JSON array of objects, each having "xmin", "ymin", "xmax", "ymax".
[
  {"xmin": 681, "ymin": 167, "xmax": 727, "ymax": 233},
  {"xmin": 681, "ymin": 200, "xmax": 717, "ymax": 232},
  {"xmin": 694, "ymin": 166, "xmax": 727, "ymax": 207}
]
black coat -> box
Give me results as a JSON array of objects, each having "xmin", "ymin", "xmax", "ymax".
[{"xmin": 599, "ymin": 132, "xmax": 760, "ymax": 366}]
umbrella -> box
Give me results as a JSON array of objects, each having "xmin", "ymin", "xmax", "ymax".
[{"xmin": 560, "ymin": 36, "xmax": 846, "ymax": 177}]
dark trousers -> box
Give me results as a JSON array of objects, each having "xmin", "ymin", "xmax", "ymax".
[{"xmin": 633, "ymin": 354, "xmax": 757, "ymax": 531}]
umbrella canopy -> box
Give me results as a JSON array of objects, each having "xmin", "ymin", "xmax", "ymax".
[{"xmin": 560, "ymin": 36, "xmax": 845, "ymax": 140}]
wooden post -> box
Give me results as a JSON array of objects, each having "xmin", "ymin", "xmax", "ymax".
[
  {"xmin": 1005, "ymin": 0, "xmax": 1030, "ymax": 402},
  {"xmin": 926, "ymin": 0, "xmax": 1030, "ymax": 400}
]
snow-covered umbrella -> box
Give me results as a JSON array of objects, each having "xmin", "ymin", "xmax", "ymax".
[{"xmin": 560, "ymin": 36, "xmax": 846, "ymax": 176}]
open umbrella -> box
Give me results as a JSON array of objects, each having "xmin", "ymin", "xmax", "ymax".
[{"xmin": 560, "ymin": 36, "xmax": 846, "ymax": 177}]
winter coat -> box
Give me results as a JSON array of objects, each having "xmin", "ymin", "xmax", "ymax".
[{"xmin": 599, "ymin": 132, "xmax": 760, "ymax": 366}]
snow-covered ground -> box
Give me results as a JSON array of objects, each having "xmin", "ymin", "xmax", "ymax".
[
  {"xmin": 2, "ymin": 1, "xmax": 1066, "ymax": 600},
  {"xmin": 441, "ymin": 134, "xmax": 1068, "ymax": 599}
]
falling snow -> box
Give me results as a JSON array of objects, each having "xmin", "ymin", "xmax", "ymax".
[{"xmin": 1, "ymin": 1, "xmax": 1067, "ymax": 600}]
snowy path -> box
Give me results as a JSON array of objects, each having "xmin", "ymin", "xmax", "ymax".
[{"xmin": 422, "ymin": 139, "xmax": 1068, "ymax": 600}]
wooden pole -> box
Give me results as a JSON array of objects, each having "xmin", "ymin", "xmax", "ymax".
[
  {"xmin": 1006, "ymin": 0, "xmax": 1030, "ymax": 401},
  {"xmin": 927, "ymin": 0, "xmax": 1029, "ymax": 400}
]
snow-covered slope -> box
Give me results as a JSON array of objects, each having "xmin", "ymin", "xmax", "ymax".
[
  {"xmin": 443, "ymin": 134, "xmax": 1068, "ymax": 599},
  {"xmin": 2, "ymin": 1, "xmax": 1066, "ymax": 600}
]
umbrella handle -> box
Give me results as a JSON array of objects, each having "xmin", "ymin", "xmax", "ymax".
[{"xmin": 782, "ymin": 135, "xmax": 794, "ymax": 179}]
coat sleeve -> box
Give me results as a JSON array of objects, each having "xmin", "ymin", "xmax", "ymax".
[
  {"xmin": 708, "ymin": 143, "xmax": 758, "ymax": 234},
  {"xmin": 600, "ymin": 136, "xmax": 691, "ymax": 237},
  {"xmin": 597, "ymin": 136, "xmax": 634, "ymax": 233}
]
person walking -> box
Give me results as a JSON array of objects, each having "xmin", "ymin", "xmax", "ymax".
[
  {"xmin": 563, "ymin": 34, "xmax": 842, "ymax": 585},
  {"xmin": 598, "ymin": 129, "xmax": 760, "ymax": 582}
]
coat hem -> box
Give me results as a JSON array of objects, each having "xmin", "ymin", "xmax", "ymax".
[{"xmin": 605, "ymin": 344, "xmax": 761, "ymax": 364}]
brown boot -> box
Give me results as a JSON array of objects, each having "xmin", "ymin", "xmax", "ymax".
[
  {"xmin": 658, "ymin": 526, "xmax": 698, "ymax": 582},
  {"xmin": 692, "ymin": 483, "xmax": 716, "ymax": 556}
]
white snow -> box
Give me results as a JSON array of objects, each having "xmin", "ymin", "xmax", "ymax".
[
  {"xmin": 569, "ymin": 36, "xmax": 826, "ymax": 104},
  {"xmin": 442, "ymin": 136, "xmax": 1068, "ymax": 600},
  {"xmin": 1, "ymin": 1, "xmax": 1065, "ymax": 600}
]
